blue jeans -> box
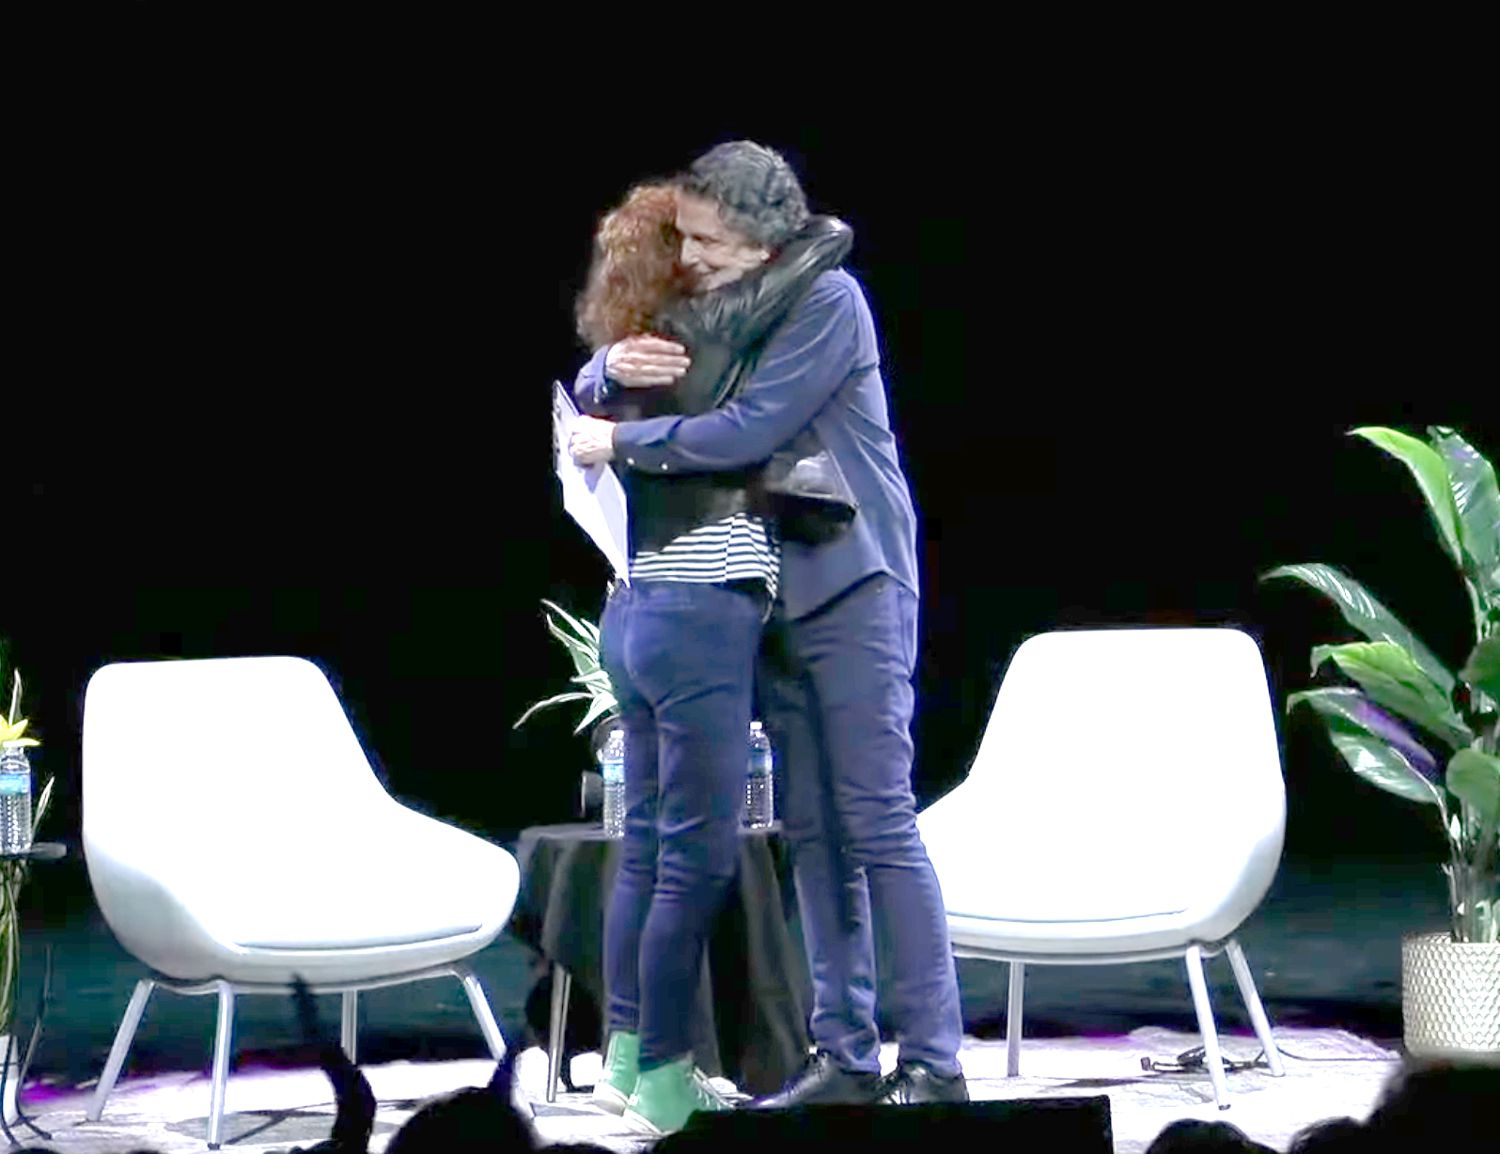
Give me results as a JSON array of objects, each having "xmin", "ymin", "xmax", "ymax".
[
  {"xmin": 599, "ymin": 580, "xmax": 765, "ymax": 1069},
  {"xmin": 759, "ymin": 574, "xmax": 963, "ymax": 1076}
]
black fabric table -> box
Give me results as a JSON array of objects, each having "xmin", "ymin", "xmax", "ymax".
[{"xmin": 510, "ymin": 822, "xmax": 811, "ymax": 1097}]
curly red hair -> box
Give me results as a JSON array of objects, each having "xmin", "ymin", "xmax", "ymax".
[{"xmin": 575, "ymin": 182, "xmax": 692, "ymax": 349}]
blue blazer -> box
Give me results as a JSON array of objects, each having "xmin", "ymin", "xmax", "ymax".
[{"xmin": 583, "ymin": 269, "xmax": 919, "ymax": 621}]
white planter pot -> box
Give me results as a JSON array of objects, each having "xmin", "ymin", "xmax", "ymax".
[
  {"xmin": 0, "ymin": 1033, "xmax": 18, "ymax": 1126},
  {"xmin": 1402, "ymin": 931, "xmax": 1500, "ymax": 1058}
]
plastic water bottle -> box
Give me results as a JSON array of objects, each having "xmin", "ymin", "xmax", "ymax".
[
  {"xmin": 0, "ymin": 745, "xmax": 33, "ymax": 855},
  {"xmin": 744, "ymin": 721, "xmax": 774, "ymax": 829},
  {"xmin": 599, "ymin": 726, "xmax": 626, "ymax": 839}
]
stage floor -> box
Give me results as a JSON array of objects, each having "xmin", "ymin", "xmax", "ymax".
[
  {"xmin": 5, "ymin": 851, "xmax": 1443, "ymax": 1151},
  {"xmin": 10, "ymin": 1028, "xmax": 1402, "ymax": 1153}
]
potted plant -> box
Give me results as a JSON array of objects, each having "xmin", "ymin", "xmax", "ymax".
[
  {"xmin": 0, "ymin": 664, "xmax": 53, "ymax": 1125},
  {"xmin": 1262, "ymin": 424, "xmax": 1499, "ymax": 1057},
  {"xmin": 514, "ymin": 599, "xmax": 621, "ymax": 826},
  {"xmin": 513, "ymin": 599, "xmax": 618, "ymax": 744}
]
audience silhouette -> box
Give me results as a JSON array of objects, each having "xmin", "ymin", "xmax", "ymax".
[
  {"xmin": 1144, "ymin": 1118, "xmax": 1276, "ymax": 1152},
  {"xmin": 1284, "ymin": 1115, "xmax": 1368, "ymax": 1152},
  {"xmin": 281, "ymin": 975, "xmax": 377, "ymax": 1153},
  {"xmin": 1140, "ymin": 1055, "xmax": 1499, "ymax": 1153},
  {"xmin": 1330, "ymin": 1056, "xmax": 1495, "ymax": 1151}
]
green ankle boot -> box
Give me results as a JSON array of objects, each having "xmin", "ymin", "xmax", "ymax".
[
  {"xmin": 623, "ymin": 1054, "xmax": 732, "ymax": 1136},
  {"xmin": 591, "ymin": 1031, "xmax": 640, "ymax": 1114}
]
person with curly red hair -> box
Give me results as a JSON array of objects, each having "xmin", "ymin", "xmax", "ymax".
[
  {"xmin": 574, "ymin": 182, "xmax": 691, "ymax": 354},
  {"xmin": 564, "ymin": 171, "xmax": 852, "ymax": 1136}
]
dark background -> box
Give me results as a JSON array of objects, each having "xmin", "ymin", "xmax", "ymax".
[{"xmin": 7, "ymin": 59, "xmax": 1492, "ymax": 897}]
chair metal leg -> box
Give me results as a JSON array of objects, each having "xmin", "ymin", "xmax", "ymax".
[
  {"xmin": 1005, "ymin": 961, "xmax": 1025, "ymax": 1077},
  {"xmin": 206, "ymin": 981, "xmax": 236, "ymax": 1149},
  {"xmin": 1183, "ymin": 945, "xmax": 1230, "ymax": 1110},
  {"xmin": 1225, "ymin": 939, "xmax": 1284, "ymax": 1077},
  {"xmin": 453, "ymin": 965, "xmax": 528, "ymax": 1120},
  {"xmin": 455, "ymin": 965, "xmax": 508, "ymax": 1063},
  {"xmin": 341, "ymin": 990, "xmax": 359, "ymax": 1064},
  {"xmin": 87, "ymin": 977, "xmax": 157, "ymax": 1122},
  {"xmin": 546, "ymin": 963, "xmax": 572, "ymax": 1103}
]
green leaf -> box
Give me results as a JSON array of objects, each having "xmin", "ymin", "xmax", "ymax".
[
  {"xmin": 1261, "ymin": 563, "xmax": 1455, "ymax": 696},
  {"xmin": 571, "ymin": 669, "xmax": 614, "ymax": 693},
  {"xmin": 1459, "ymin": 635, "xmax": 1500, "ymax": 706},
  {"xmin": 30, "ymin": 775, "xmax": 53, "ymax": 835},
  {"xmin": 513, "ymin": 690, "xmax": 593, "ymax": 730},
  {"xmin": 6, "ymin": 671, "xmax": 20, "ymax": 731},
  {"xmin": 1311, "ymin": 641, "xmax": 1474, "ymax": 750},
  {"xmin": 541, "ymin": 602, "xmax": 604, "ymax": 679},
  {"xmin": 574, "ymin": 694, "xmax": 618, "ymax": 734},
  {"xmin": 1351, "ymin": 427, "xmax": 1466, "ymax": 572},
  {"xmin": 541, "ymin": 599, "xmax": 601, "ymax": 649},
  {"xmin": 1288, "ymin": 688, "xmax": 1448, "ymax": 808},
  {"xmin": 1447, "ymin": 748, "xmax": 1500, "ymax": 853},
  {"xmin": 1448, "ymin": 748, "xmax": 1500, "ymax": 817},
  {"xmin": 1428, "ymin": 426, "xmax": 1500, "ymax": 604},
  {"xmin": 541, "ymin": 609, "xmax": 591, "ymax": 650},
  {"xmin": 544, "ymin": 614, "xmax": 601, "ymax": 678}
]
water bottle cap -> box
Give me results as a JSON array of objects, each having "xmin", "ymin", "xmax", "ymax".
[{"xmin": 749, "ymin": 721, "xmax": 763, "ymax": 733}]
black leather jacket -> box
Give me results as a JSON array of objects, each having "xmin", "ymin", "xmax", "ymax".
[{"xmin": 602, "ymin": 216, "xmax": 853, "ymax": 555}]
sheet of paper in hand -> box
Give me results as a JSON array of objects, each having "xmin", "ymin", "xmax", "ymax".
[{"xmin": 552, "ymin": 381, "xmax": 630, "ymax": 583}]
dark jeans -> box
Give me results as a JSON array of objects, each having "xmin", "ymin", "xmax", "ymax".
[
  {"xmin": 759, "ymin": 573, "xmax": 963, "ymax": 1076},
  {"xmin": 599, "ymin": 579, "xmax": 765, "ymax": 1069}
]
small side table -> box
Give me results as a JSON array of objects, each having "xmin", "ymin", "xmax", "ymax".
[
  {"xmin": 511, "ymin": 822, "xmax": 811, "ymax": 1102},
  {"xmin": 0, "ymin": 841, "xmax": 67, "ymax": 1150}
]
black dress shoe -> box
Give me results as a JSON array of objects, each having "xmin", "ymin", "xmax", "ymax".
[
  {"xmin": 748, "ymin": 1050, "xmax": 884, "ymax": 1109},
  {"xmin": 880, "ymin": 1061, "xmax": 970, "ymax": 1104}
]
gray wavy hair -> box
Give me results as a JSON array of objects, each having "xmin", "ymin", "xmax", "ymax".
[{"xmin": 679, "ymin": 140, "xmax": 810, "ymax": 249}]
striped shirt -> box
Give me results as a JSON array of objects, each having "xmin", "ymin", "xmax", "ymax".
[{"xmin": 629, "ymin": 512, "xmax": 780, "ymax": 602}]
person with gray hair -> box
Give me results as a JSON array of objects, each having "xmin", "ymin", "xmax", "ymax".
[
  {"xmin": 566, "ymin": 162, "xmax": 855, "ymax": 1137},
  {"xmin": 571, "ymin": 139, "xmax": 968, "ymax": 1111},
  {"xmin": 678, "ymin": 140, "xmax": 811, "ymax": 251}
]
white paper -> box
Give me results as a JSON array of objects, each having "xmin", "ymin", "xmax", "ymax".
[{"xmin": 552, "ymin": 381, "xmax": 630, "ymax": 583}]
